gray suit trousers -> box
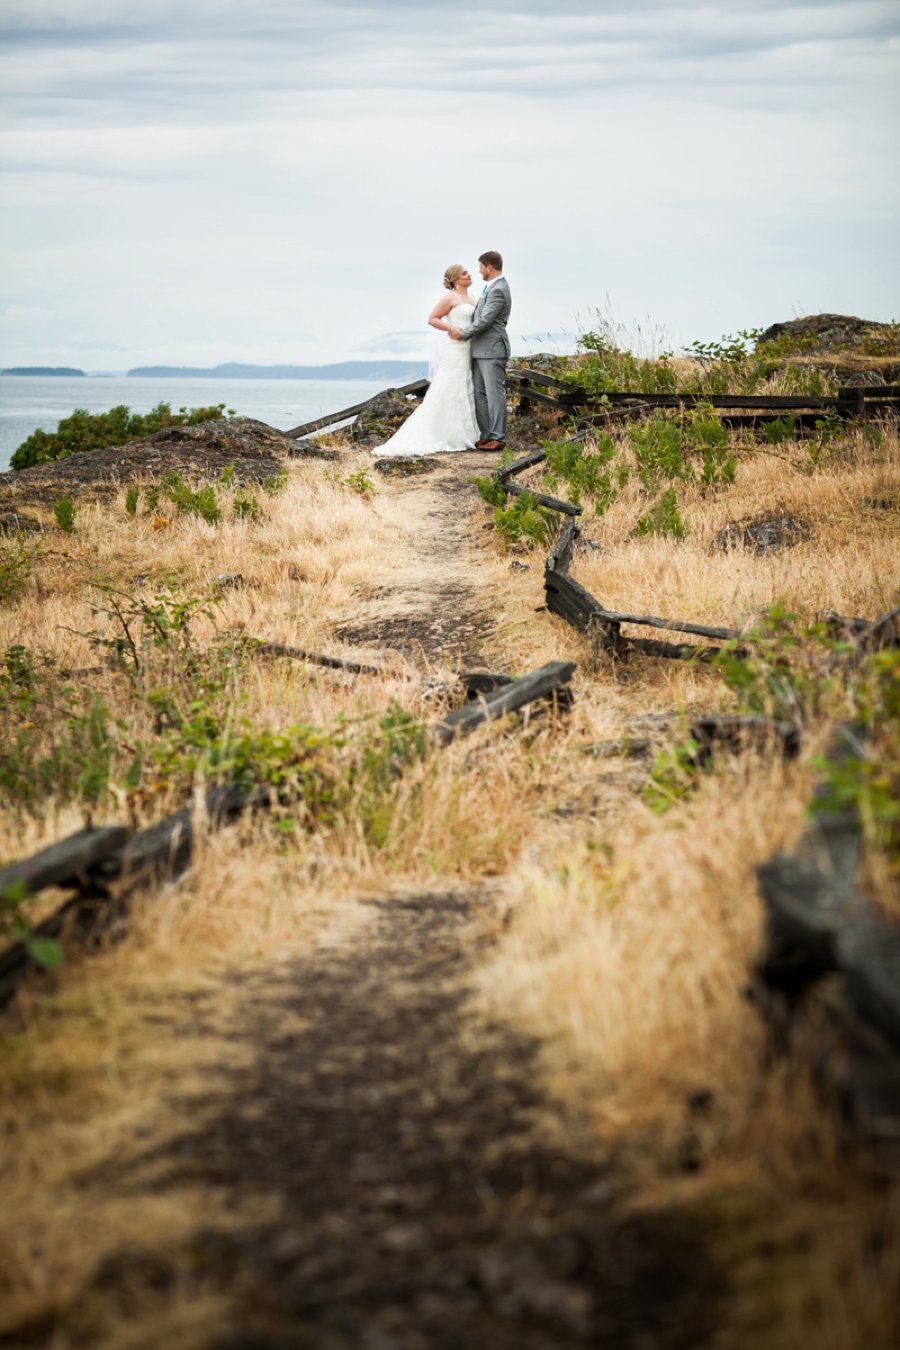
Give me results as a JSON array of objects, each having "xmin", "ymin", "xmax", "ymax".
[{"xmin": 472, "ymin": 357, "xmax": 507, "ymax": 441}]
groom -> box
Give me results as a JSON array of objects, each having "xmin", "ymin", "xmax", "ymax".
[{"xmin": 449, "ymin": 250, "xmax": 511, "ymax": 451}]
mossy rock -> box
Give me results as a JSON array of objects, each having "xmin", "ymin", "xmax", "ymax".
[{"xmin": 372, "ymin": 457, "xmax": 438, "ymax": 476}]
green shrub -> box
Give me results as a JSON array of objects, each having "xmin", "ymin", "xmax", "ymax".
[
  {"xmin": 494, "ymin": 492, "xmax": 555, "ymax": 548},
  {"xmin": 160, "ymin": 470, "xmax": 220, "ymax": 524},
  {"xmin": 635, "ymin": 487, "xmax": 687, "ymax": 540},
  {"xmin": 543, "ymin": 434, "xmax": 622, "ymax": 511},
  {"xmin": 629, "ymin": 414, "xmax": 692, "ymax": 492},
  {"xmin": 474, "ymin": 475, "xmax": 507, "ymax": 507},
  {"xmin": 11, "ymin": 402, "xmax": 228, "ymax": 470},
  {"xmin": 52, "ymin": 497, "xmax": 76, "ymax": 532},
  {"xmin": 0, "ymin": 536, "xmax": 41, "ymax": 604}
]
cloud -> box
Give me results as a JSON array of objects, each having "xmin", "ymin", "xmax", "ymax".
[{"xmin": 0, "ymin": 2, "xmax": 897, "ymax": 367}]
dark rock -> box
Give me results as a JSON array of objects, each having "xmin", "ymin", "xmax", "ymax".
[
  {"xmin": 757, "ymin": 314, "xmax": 900, "ymax": 357},
  {"xmin": 0, "ymin": 510, "xmax": 43, "ymax": 534},
  {"xmin": 131, "ymin": 574, "xmax": 151, "ymax": 588},
  {"xmin": 510, "ymin": 561, "xmax": 530, "ymax": 572},
  {"xmin": 711, "ymin": 514, "xmax": 809, "ymax": 556},
  {"xmin": 286, "ymin": 440, "xmax": 339, "ymax": 461},
  {"xmin": 352, "ymin": 389, "xmax": 419, "ymax": 447},
  {"xmin": 837, "ymin": 370, "xmax": 886, "ymax": 387},
  {"xmin": 210, "ymin": 572, "xmax": 244, "ymax": 590},
  {"xmin": 0, "ymin": 417, "xmax": 292, "ymax": 512},
  {"xmin": 372, "ymin": 456, "xmax": 438, "ymax": 476}
]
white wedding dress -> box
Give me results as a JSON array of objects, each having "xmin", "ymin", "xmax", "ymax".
[{"xmin": 377, "ymin": 303, "xmax": 480, "ymax": 456}]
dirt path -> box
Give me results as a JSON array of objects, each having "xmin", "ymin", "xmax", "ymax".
[
  {"xmin": 334, "ymin": 452, "xmax": 500, "ymax": 663},
  {"xmin": 92, "ymin": 894, "xmax": 719, "ymax": 1349}
]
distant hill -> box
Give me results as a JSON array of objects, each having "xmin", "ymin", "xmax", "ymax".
[
  {"xmin": 127, "ymin": 361, "xmax": 428, "ymax": 380},
  {"xmin": 2, "ymin": 366, "xmax": 85, "ymax": 377}
]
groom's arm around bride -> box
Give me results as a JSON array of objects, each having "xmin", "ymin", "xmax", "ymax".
[{"xmin": 450, "ymin": 250, "xmax": 511, "ymax": 448}]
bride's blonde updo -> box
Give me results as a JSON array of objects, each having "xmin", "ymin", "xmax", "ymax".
[{"xmin": 443, "ymin": 264, "xmax": 465, "ymax": 290}]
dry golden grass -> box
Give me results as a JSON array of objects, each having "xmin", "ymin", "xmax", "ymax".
[{"xmin": 0, "ymin": 424, "xmax": 898, "ymax": 1346}]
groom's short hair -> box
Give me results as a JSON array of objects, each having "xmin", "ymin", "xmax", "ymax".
[{"xmin": 479, "ymin": 250, "xmax": 503, "ymax": 271}]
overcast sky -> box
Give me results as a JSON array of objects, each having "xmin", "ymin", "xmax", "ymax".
[{"xmin": 1, "ymin": 0, "xmax": 898, "ymax": 368}]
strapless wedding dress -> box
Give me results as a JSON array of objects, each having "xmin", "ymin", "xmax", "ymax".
[{"xmin": 377, "ymin": 303, "xmax": 480, "ymax": 456}]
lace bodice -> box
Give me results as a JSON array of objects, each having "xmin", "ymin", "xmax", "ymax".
[{"xmin": 448, "ymin": 302, "xmax": 475, "ymax": 325}]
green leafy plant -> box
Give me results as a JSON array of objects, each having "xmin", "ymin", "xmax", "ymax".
[
  {"xmin": 0, "ymin": 535, "xmax": 42, "ymax": 604},
  {"xmin": 81, "ymin": 581, "xmax": 220, "ymax": 675},
  {"xmin": 1, "ymin": 880, "xmax": 64, "ymax": 970},
  {"xmin": 52, "ymin": 497, "xmax": 76, "ymax": 532},
  {"xmin": 125, "ymin": 484, "xmax": 141, "ymax": 516},
  {"xmin": 628, "ymin": 414, "xmax": 692, "ymax": 492},
  {"xmin": 324, "ymin": 467, "xmax": 376, "ymax": 496},
  {"xmin": 473, "ymin": 475, "xmax": 507, "ymax": 507},
  {"xmin": 262, "ymin": 469, "xmax": 288, "ymax": 495},
  {"xmin": 811, "ymin": 650, "xmax": 900, "ymax": 861},
  {"xmin": 764, "ymin": 415, "xmax": 799, "ymax": 445},
  {"xmin": 494, "ymin": 491, "xmax": 555, "ymax": 549},
  {"xmin": 634, "ymin": 487, "xmax": 687, "ymax": 540},
  {"xmin": 642, "ymin": 736, "xmax": 707, "ymax": 813},
  {"xmin": 542, "ymin": 434, "xmax": 621, "ymax": 511},
  {"xmin": 160, "ymin": 470, "xmax": 220, "ymax": 524}
]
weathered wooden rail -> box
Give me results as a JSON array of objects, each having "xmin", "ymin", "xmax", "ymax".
[
  {"xmin": 283, "ymin": 378, "xmax": 429, "ymax": 441},
  {"xmin": 0, "ymin": 662, "xmax": 574, "ymax": 1007},
  {"xmin": 509, "ymin": 367, "xmax": 900, "ymax": 427},
  {"xmin": 751, "ymin": 723, "xmax": 900, "ymax": 1168}
]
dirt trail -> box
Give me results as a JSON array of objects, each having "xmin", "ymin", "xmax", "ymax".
[
  {"xmin": 92, "ymin": 894, "xmax": 719, "ymax": 1349},
  {"xmin": 334, "ymin": 452, "xmax": 500, "ymax": 663},
  {"xmin": 5, "ymin": 453, "xmax": 724, "ymax": 1348}
]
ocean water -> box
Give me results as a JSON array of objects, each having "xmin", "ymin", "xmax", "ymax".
[{"xmin": 0, "ymin": 374, "xmax": 398, "ymax": 473}]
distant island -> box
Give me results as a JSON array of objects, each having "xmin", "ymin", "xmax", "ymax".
[
  {"xmin": 127, "ymin": 361, "xmax": 428, "ymax": 380},
  {"xmin": 2, "ymin": 366, "xmax": 85, "ymax": 377}
]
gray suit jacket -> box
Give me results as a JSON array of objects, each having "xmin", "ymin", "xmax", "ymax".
[{"xmin": 460, "ymin": 278, "xmax": 511, "ymax": 359}]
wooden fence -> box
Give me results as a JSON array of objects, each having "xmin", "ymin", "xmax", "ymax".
[
  {"xmin": 2, "ymin": 372, "xmax": 898, "ymax": 1160},
  {"xmin": 0, "ymin": 662, "xmax": 573, "ymax": 1008},
  {"xmin": 510, "ymin": 368, "xmax": 900, "ymax": 432}
]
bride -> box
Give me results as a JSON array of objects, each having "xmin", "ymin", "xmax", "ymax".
[{"xmin": 376, "ymin": 264, "xmax": 480, "ymax": 457}]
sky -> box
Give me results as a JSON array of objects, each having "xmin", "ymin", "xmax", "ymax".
[{"xmin": 1, "ymin": 0, "xmax": 898, "ymax": 369}]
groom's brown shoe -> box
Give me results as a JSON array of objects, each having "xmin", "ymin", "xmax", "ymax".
[
  {"xmin": 475, "ymin": 438, "xmax": 492, "ymax": 448},
  {"xmin": 480, "ymin": 440, "xmax": 505, "ymax": 451}
]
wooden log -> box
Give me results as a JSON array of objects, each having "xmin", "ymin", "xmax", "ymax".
[
  {"xmin": 0, "ymin": 786, "xmax": 270, "ymax": 1008},
  {"xmin": 495, "ymin": 446, "xmax": 549, "ymax": 481},
  {"xmin": 545, "ymin": 518, "xmax": 579, "ymax": 575},
  {"xmin": 507, "ymin": 387, "xmax": 583, "ymax": 413},
  {"xmin": 511, "ymin": 369, "xmax": 586, "ymax": 396},
  {"xmin": 544, "ymin": 571, "xmax": 620, "ymax": 647},
  {"xmin": 838, "ymin": 923, "xmax": 900, "ymax": 1055},
  {"xmin": 838, "ymin": 385, "xmax": 900, "ymax": 398},
  {"xmin": 587, "ymin": 606, "xmax": 743, "ymax": 642},
  {"xmin": 283, "ymin": 379, "xmax": 429, "ymax": 439},
  {"xmin": 432, "ymin": 661, "xmax": 576, "ymax": 746},
  {"xmin": 253, "ymin": 642, "xmax": 387, "ymax": 676},
  {"xmin": 458, "ymin": 670, "xmax": 514, "ymax": 697},
  {"xmin": 688, "ymin": 715, "xmax": 800, "ymax": 760},
  {"xmin": 587, "ymin": 392, "xmax": 851, "ymax": 411},
  {"xmin": 0, "ymin": 826, "xmax": 131, "ymax": 899},
  {"xmin": 624, "ymin": 636, "xmax": 724, "ymax": 662},
  {"xmin": 501, "ymin": 479, "xmax": 581, "ymax": 516},
  {"xmin": 854, "ymin": 606, "xmax": 900, "ymax": 656}
]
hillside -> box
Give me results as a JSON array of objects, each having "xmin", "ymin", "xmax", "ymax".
[{"xmin": 0, "ymin": 324, "xmax": 897, "ymax": 1349}]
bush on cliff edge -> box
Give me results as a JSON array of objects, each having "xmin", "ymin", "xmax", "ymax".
[{"xmin": 11, "ymin": 401, "xmax": 229, "ymax": 470}]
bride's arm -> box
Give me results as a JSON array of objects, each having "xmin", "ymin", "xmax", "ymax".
[{"xmin": 427, "ymin": 294, "xmax": 455, "ymax": 334}]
